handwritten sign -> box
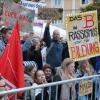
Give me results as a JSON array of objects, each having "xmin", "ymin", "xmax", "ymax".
[
  {"xmin": 20, "ymin": 0, "xmax": 46, "ymax": 10},
  {"xmin": 79, "ymin": 80, "xmax": 93, "ymax": 96},
  {"xmin": 65, "ymin": 11, "xmax": 100, "ymax": 61},
  {"xmin": 38, "ymin": 8, "xmax": 63, "ymax": 20},
  {"xmin": 2, "ymin": 0, "xmax": 34, "ymax": 33}
]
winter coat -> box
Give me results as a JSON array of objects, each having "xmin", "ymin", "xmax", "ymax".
[
  {"xmin": 24, "ymin": 74, "xmax": 33, "ymax": 100},
  {"xmin": 43, "ymin": 26, "xmax": 63, "ymax": 68}
]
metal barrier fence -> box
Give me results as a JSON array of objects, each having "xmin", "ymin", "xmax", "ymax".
[{"xmin": 0, "ymin": 74, "xmax": 100, "ymax": 100}]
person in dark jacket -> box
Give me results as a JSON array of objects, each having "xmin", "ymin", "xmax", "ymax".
[
  {"xmin": 32, "ymin": 70, "xmax": 49, "ymax": 100},
  {"xmin": 62, "ymin": 41, "xmax": 69, "ymax": 61},
  {"xmin": 22, "ymin": 32, "xmax": 34, "ymax": 61},
  {"xmin": 43, "ymin": 20, "xmax": 63, "ymax": 68},
  {"xmin": 51, "ymin": 74, "xmax": 61, "ymax": 100},
  {"xmin": 28, "ymin": 38, "xmax": 43, "ymax": 69},
  {"xmin": 95, "ymin": 56, "xmax": 100, "ymax": 73}
]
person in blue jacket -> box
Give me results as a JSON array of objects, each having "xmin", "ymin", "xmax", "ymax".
[
  {"xmin": 95, "ymin": 56, "xmax": 100, "ymax": 73},
  {"xmin": 43, "ymin": 20, "xmax": 63, "ymax": 68}
]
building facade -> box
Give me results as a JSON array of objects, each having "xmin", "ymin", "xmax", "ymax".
[{"xmin": 42, "ymin": 0, "xmax": 93, "ymax": 28}]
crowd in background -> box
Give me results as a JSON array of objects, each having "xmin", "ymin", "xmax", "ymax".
[{"xmin": 0, "ymin": 20, "xmax": 100, "ymax": 100}]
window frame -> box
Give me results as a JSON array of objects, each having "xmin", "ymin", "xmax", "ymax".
[
  {"xmin": 51, "ymin": 0, "xmax": 64, "ymax": 8},
  {"xmin": 81, "ymin": 0, "xmax": 89, "ymax": 5}
]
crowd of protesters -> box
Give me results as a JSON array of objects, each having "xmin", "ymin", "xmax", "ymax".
[{"xmin": 0, "ymin": 20, "xmax": 100, "ymax": 100}]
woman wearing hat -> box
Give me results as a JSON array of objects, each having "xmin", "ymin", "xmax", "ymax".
[{"xmin": 24, "ymin": 64, "xmax": 37, "ymax": 100}]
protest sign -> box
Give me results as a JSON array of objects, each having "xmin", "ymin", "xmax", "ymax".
[
  {"xmin": 0, "ymin": 75, "xmax": 16, "ymax": 99},
  {"xmin": 79, "ymin": 80, "xmax": 93, "ymax": 96},
  {"xmin": 65, "ymin": 10, "xmax": 100, "ymax": 61},
  {"xmin": 2, "ymin": 0, "xmax": 34, "ymax": 33},
  {"xmin": 38, "ymin": 8, "xmax": 63, "ymax": 20},
  {"xmin": 20, "ymin": 0, "xmax": 46, "ymax": 27},
  {"xmin": 20, "ymin": 0, "xmax": 46, "ymax": 11}
]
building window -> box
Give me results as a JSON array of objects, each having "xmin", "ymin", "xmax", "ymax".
[
  {"xmin": 81, "ymin": 0, "xmax": 89, "ymax": 4},
  {"xmin": 52, "ymin": 0, "xmax": 63, "ymax": 8},
  {"xmin": 55, "ymin": 0, "xmax": 61, "ymax": 6}
]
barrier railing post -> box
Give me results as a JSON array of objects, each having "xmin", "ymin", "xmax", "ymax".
[
  {"xmin": 15, "ymin": 93, "xmax": 17, "ymax": 100},
  {"xmin": 24, "ymin": 91, "xmax": 27, "ymax": 100},
  {"xmin": 55, "ymin": 85, "xmax": 58, "ymax": 100},
  {"xmin": 48, "ymin": 86, "xmax": 51, "ymax": 100},
  {"xmin": 33, "ymin": 89, "xmax": 35, "ymax": 100},
  {"xmin": 98, "ymin": 78, "xmax": 100, "ymax": 100},
  {"xmin": 41, "ymin": 88, "xmax": 44, "ymax": 100},
  {"xmin": 4, "ymin": 95, "xmax": 7, "ymax": 100}
]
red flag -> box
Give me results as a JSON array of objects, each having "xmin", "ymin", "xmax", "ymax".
[{"xmin": 0, "ymin": 21, "xmax": 25, "ymax": 89}]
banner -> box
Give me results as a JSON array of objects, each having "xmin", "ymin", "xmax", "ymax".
[
  {"xmin": 0, "ymin": 21, "xmax": 25, "ymax": 98},
  {"xmin": 2, "ymin": 0, "xmax": 35, "ymax": 33},
  {"xmin": 65, "ymin": 10, "xmax": 100, "ymax": 61},
  {"xmin": 20, "ymin": 0, "xmax": 46, "ymax": 11},
  {"xmin": 0, "ymin": 21, "xmax": 25, "ymax": 88}
]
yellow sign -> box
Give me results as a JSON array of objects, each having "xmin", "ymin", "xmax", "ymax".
[
  {"xmin": 65, "ymin": 11, "xmax": 100, "ymax": 61},
  {"xmin": 79, "ymin": 80, "xmax": 93, "ymax": 96}
]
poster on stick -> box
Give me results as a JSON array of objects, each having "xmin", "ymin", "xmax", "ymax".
[
  {"xmin": 65, "ymin": 10, "xmax": 100, "ymax": 61},
  {"xmin": 38, "ymin": 8, "xmax": 63, "ymax": 20},
  {"xmin": 79, "ymin": 80, "xmax": 93, "ymax": 96}
]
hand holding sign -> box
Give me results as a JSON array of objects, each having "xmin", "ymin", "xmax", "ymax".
[{"xmin": 46, "ymin": 20, "xmax": 52, "ymax": 27}]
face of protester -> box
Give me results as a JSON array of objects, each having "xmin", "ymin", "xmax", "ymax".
[
  {"xmin": 32, "ymin": 39, "xmax": 40, "ymax": 50},
  {"xmin": 35, "ymin": 70, "xmax": 47, "ymax": 84},
  {"xmin": 2, "ymin": 30, "xmax": 11, "ymax": 43},
  {"xmin": 40, "ymin": 40, "xmax": 46, "ymax": 48},
  {"xmin": 23, "ymin": 34, "xmax": 29, "ymax": 41},
  {"xmin": 28, "ymin": 32, "xmax": 34, "ymax": 40},
  {"xmin": 36, "ymin": 41, "xmax": 40, "ymax": 50},
  {"xmin": 66, "ymin": 63, "xmax": 75, "ymax": 75},
  {"xmin": 0, "ymin": 79, "xmax": 6, "ymax": 87},
  {"xmin": 44, "ymin": 68, "xmax": 52, "ymax": 78},
  {"xmin": 6, "ymin": 30, "xmax": 11, "ymax": 40},
  {"xmin": 29, "ymin": 68, "xmax": 37, "ymax": 79},
  {"xmin": 81, "ymin": 61, "xmax": 91, "ymax": 72},
  {"xmin": 53, "ymin": 30, "xmax": 60, "ymax": 41}
]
